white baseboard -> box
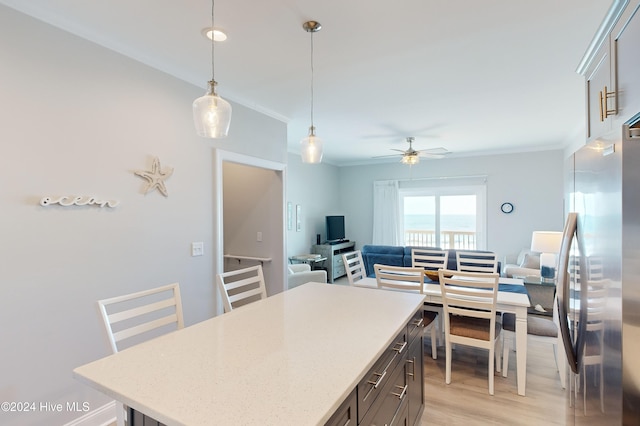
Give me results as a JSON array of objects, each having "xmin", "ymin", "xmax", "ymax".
[{"xmin": 62, "ymin": 401, "xmax": 116, "ymax": 426}]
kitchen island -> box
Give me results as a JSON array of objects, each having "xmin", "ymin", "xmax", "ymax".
[{"xmin": 74, "ymin": 282, "xmax": 426, "ymax": 425}]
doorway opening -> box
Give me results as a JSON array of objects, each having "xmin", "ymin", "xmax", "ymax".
[{"xmin": 213, "ymin": 150, "xmax": 286, "ymax": 315}]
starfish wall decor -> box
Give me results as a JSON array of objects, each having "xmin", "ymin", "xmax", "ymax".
[{"xmin": 134, "ymin": 156, "xmax": 173, "ymax": 197}]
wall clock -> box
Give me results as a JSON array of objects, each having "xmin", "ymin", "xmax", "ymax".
[{"xmin": 501, "ymin": 202, "xmax": 514, "ymax": 214}]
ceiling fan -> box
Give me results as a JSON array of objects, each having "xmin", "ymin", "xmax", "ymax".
[{"xmin": 374, "ymin": 137, "xmax": 451, "ymax": 165}]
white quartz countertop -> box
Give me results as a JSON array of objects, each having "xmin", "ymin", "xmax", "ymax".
[{"xmin": 74, "ymin": 282, "xmax": 425, "ymax": 425}]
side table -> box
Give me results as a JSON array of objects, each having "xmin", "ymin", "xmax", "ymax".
[
  {"xmin": 289, "ymin": 254, "xmax": 327, "ymax": 271},
  {"xmin": 514, "ymin": 275, "xmax": 556, "ymax": 316}
]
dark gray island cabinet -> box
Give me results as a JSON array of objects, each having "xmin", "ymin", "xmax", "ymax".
[{"xmin": 326, "ymin": 308, "xmax": 424, "ymax": 426}]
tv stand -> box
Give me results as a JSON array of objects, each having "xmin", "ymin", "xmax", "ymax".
[
  {"xmin": 327, "ymin": 239, "xmax": 349, "ymax": 245},
  {"xmin": 312, "ymin": 241, "xmax": 356, "ymax": 283}
]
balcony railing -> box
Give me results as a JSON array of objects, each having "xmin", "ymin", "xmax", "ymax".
[{"xmin": 404, "ymin": 229, "xmax": 476, "ymax": 249}]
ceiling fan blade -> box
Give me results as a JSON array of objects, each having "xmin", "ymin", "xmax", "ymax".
[
  {"xmin": 390, "ymin": 149, "xmax": 406, "ymax": 153},
  {"xmin": 418, "ymin": 153, "xmax": 446, "ymax": 159},
  {"xmin": 417, "ymin": 147, "xmax": 450, "ymax": 155},
  {"xmin": 372, "ymin": 153, "xmax": 403, "ymax": 158}
]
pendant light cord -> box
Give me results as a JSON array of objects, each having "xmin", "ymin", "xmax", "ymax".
[
  {"xmin": 310, "ymin": 29, "xmax": 314, "ymax": 129},
  {"xmin": 211, "ymin": 0, "xmax": 216, "ymax": 83}
]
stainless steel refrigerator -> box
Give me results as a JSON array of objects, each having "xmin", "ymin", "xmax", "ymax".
[{"xmin": 559, "ymin": 113, "xmax": 640, "ymax": 424}]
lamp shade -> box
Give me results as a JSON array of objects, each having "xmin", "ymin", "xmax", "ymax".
[
  {"xmin": 530, "ymin": 231, "xmax": 562, "ymax": 254},
  {"xmin": 193, "ymin": 80, "xmax": 232, "ymax": 138}
]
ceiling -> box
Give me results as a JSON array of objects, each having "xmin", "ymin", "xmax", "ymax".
[{"xmin": 1, "ymin": 0, "xmax": 611, "ymax": 166}]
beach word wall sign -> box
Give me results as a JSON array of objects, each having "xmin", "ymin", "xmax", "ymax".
[
  {"xmin": 40, "ymin": 195, "xmax": 120, "ymax": 208},
  {"xmin": 134, "ymin": 156, "xmax": 173, "ymax": 197}
]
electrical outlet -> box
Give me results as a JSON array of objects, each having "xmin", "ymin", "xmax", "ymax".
[{"xmin": 191, "ymin": 242, "xmax": 204, "ymax": 257}]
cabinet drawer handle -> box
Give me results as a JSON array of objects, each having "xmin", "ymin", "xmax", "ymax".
[
  {"xmin": 412, "ymin": 318, "xmax": 424, "ymax": 328},
  {"xmin": 367, "ymin": 370, "xmax": 387, "ymax": 389},
  {"xmin": 406, "ymin": 356, "xmax": 416, "ymax": 378},
  {"xmin": 391, "ymin": 384, "xmax": 408, "ymax": 400},
  {"xmin": 600, "ymin": 85, "xmax": 617, "ymax": 121},
  {"xmin": 392, "ymin": 341, "xmax": 407, "ymax": 354}
]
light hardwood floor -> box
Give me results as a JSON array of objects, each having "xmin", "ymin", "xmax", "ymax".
[
  {"xmin": 420, "ymin": 336, "xmax": 568, "ymax": 425},
  {"xmin": 419, "ymin": 333, "xmax": 608, "ymax": 425}
]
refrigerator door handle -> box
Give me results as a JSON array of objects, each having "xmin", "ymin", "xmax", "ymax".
[{"xmin": 556, "ymin": 212, "xmax": 588, "ymax": 374}]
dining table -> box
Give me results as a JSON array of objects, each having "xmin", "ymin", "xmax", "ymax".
[{"xmin": 354, "ymin": 275, "xmax": 531, "ymax": 396}]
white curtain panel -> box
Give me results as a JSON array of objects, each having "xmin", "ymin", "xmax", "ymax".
[{"xmin": 372, "ymin": 180, "xmax": 401, "ymax": 245}]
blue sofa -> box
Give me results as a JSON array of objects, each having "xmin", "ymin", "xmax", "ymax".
[{"xmin": 360, "ymin": 244, "xmax": 501, "ymax": 277}]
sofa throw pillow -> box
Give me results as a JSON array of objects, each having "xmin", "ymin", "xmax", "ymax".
[{"xmin": 520, "ymin": 253, "xmax": 540, "ymax": 269}]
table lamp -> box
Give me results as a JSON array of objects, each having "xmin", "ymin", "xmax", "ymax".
[{"xmin": 531, "ymin": 231, "xmax": 563, "ymax": 282}]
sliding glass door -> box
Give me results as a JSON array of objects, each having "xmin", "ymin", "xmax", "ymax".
[{"xmin": 399, "ymin": 184, "xmax": 486, "ymax": 250}]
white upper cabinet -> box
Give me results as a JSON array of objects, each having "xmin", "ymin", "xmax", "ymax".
[
  {"xmin": 584, "ymin": 40, "xmax": 613, "ymax": 141},
  {"xmin": 611, "ymin": 1, "xmax": 640, "ymax": 127},
  {"xmin": 578, "ymin": 0, "xmax": 640, "ymax": 141}
]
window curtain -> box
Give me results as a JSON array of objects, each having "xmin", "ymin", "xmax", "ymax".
[{"xmin": 372, "ymin": 180, "xmax": 401, "ymax": 245}]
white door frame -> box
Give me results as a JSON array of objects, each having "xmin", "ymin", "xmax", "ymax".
[{"xmin": 213, "ymin": 149, "xmax": 287, "ymax": 315}]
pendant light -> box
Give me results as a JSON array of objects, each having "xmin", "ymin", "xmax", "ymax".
[
  {"xmin": 193, "ymin": 0, "xmax": 232, "ymax": 138},
  {"xmin": 300, "ymin": 21, "xmax": 323, "ymax": 164}
]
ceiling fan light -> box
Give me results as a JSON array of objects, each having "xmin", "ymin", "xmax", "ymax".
[
  {"xmin": 401, "ymin": 154, "xmax": 419, "ymax": 165},
  {"xmin": 300, "ymin": 128, "xmax": 323, "ymax": 163},
  {"xmin": 193, "ymin": 80, "xmax": 232, "ymax": 138}
]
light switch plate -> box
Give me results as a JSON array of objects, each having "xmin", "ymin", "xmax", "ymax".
[{"xmin": 191, "ymin": 242, "xmax": 204, "ymax": 257}]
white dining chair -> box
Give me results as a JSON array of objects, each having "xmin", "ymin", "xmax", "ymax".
[
  {"xmin": 456, "ymin": 251, "xmax": 498, "ymax": 273},
  {"xmin": 216, "ymin": 264, "xmax": 268, "ymax": 312},
  {"xmin": 411, "ymin": 248, "xmax": 449, "ymax": 272},
  {"xmin": 97, "ymin": 282, "xmax": 184, "ymax": 426},
  {"xmin": 411, "ymin": 248, "xmax": 449, "ymax": 347},
  {"xmin": 439, "ymin": 269, "xmax": 502, "ymax": 395},
  {"xmin": 374, "ymin": 264, "xmax": 438, "ymax": 359},
  {"xmin": 501, "ymin": 292, "xmax": 567, "ymax": 389},
  {"xmin": 342, "ymin": 250, "xmax": 377, "ymax": 287}
]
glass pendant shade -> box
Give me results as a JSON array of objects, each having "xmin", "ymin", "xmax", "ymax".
[
  {"xmin": 193, "ymin": 80, "xmax": 232, "ymax": 138},
  {"xmin": 401, "ymin": 154, "xmax": 419, "ymax": 165},
  {"xmin": 301, "ymin": 21, "xmax": 323, "ymax": 164},
  {"xmin": 300, "ymin": 126, "xmax": 323, "ymax": 163}
]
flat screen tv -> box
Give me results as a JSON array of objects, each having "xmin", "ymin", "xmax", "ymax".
[{"xmin": 326, "ymin": 215, "xmax": 346, "ymax": 242}]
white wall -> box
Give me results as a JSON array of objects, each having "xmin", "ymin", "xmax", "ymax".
[
  {"xmin": 336, "ymin": 150, "xmax": 566, "ymax": 262},
  {"xmin": 285, "ymin": 149, "xmax": 565, "ymax": 265},
  {"xmin": 0, "ymin": 6, "xmax": 286, "ymax": 425},
  {"xmin": 286, "ymin": 153, "xmax": 341, "ymax": 256}
]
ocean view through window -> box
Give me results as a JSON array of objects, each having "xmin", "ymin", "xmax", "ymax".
[{"xmin": 399, "ymin": 183, "xmax": 486, "ymax": 249}]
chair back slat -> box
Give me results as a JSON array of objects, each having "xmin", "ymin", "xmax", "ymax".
[
  {"xmin": 374, "ymin": 264, "xmax": 425, "ymax": 293},
  {"xmin": 439, "ymin": 270, "xmax": 499, "ymax": 331},
  {"xmin": 216, "ymin": 265, "xmax": 268, "ymax": 312},
  {"xmin": 97, "ymin": 282, "xmax": 184, "ymax": 354},
  {"xmin": 412, "ymin": 248, "xmax": 448, "ymax": 271},
  {"xmin": 440, "ymin": 271, "xmax": 498, "ymax": 318},
  {"xmin": 342, "ymin": 250, "xmax": 367, "ymax": 284},
  {"xmin": 112, "ymin": 314, "xmax": 179, "ymax": 343},
  {"xmin": 97, "ymin": 283, "xmax": 184, "ymax": 426},
  {"xmin": 456, "ymin": 251, "xmax": 498, "ymax": 273}
]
